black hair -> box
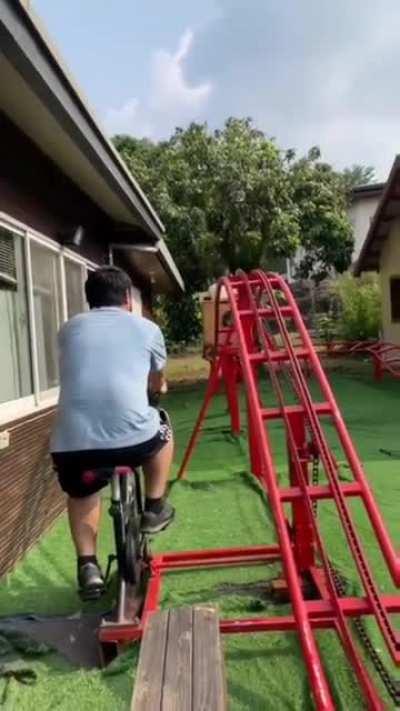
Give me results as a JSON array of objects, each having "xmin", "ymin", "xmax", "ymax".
[{"xmin": 85, "ymin": 266, "xmax": 132, "ymax": 308}]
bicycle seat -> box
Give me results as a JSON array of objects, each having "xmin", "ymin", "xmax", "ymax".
[
  {"xmin": 113, "ymin": 466, "xmax": 133, "ymax": 476},
  {"xmin": 81, "ymin": 466, "xmax": 132, "ymax": 485}
]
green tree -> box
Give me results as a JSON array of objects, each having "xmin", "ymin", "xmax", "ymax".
[
  {"xmin": 342, "ymin": 164, "xmax": 376, "ymax": 192},
  {"xmin": 289, "ymin": 147, "xmax": 354, "ymax": 280},
  {"xmin": 114, "ymin": 120, "xmax": 354, "ymax": 342}
]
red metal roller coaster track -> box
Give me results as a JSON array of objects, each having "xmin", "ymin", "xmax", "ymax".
[
  {"xmin": 99, "ymin": 271, "xmax": 399, "ymax": 709},
  {"xmin": 177, "ymin": 270, "xmax": 399, "ymax": 710}
]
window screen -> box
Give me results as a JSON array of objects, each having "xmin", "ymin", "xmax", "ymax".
[
  {"xmin": 65, "ymin": 259, "xmax": 86, "ymax": 318},
  {"xmin": 30, "ymin": 242, "xmax": 62, "ymax": 391},
  {"xmin": 390, "ymin": 277, "xmax": 400, "ymax": 322},
  {"xmin": 0, "ymin": 229, "xmax": 17, "ymax": 286},
  {"xmin": 0, "ymin": 228, "xmax": 32, "ymax": 404}
]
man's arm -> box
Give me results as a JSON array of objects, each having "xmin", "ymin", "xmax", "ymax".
[{"xmin": 148, "ymin": 326, "xmax": 168, "ymax": 403}]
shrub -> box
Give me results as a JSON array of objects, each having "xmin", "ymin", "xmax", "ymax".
[
  {"xmin": 331, "ymin": 272, "xmax": 381, "ymax": 341},
  {"xmin": 155, "ymin": 293, "xmax": 202, "ymax": 349},
  {"xmin": 316, "ymin": 313, "xmax": 338, "ymax": 345}
]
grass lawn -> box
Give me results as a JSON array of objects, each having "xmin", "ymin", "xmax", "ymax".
[
  {"xmin": 166, "ymin": 350, "xmax": 209, "ymax": 384},
  {"xmin": 0, "ymin": 363, "xmax": 399, "ymax": 709}
]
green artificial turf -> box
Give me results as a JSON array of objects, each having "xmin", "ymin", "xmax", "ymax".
[{"xmin": 0, "ymin": 366, "xmax": 399, "ymax": 709}]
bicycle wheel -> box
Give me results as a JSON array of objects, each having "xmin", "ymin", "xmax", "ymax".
[{"xmin": 121, "ymin": 470, "xmax": 144, "ymax": 585}]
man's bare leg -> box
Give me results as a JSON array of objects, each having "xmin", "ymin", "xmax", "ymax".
[
  {"xmin": 68, "ymin": 493, "xmax": 101, "ymax": 556},
  {"xmin": 143, "ymin": 434, "xmax": 174, "ymax": 498},
  {"xmin": 68, "ymin": 493, "xmax": 104, "ymax": 598},
  {"xmin": 141, "ymin": 435, "xmax": 175, "ymax": 532}
]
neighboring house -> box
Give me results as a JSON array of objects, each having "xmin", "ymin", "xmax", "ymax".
[
  {"xmin": 356, "ymin": 156, "xmax": 400, "ymax": 346},
  {"xmin": 347, "ymin": 183, "xmax": 385, "ymax": 264},
  {"xmin": 0, "ymin": 0, "xmax": 183, "ymax": 576}
]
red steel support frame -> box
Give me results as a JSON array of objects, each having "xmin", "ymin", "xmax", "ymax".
[{"xmin": 99, "ymin": 271, "xmax": 400, "ymax": 710}]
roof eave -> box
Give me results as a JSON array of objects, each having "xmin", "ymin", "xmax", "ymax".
[
  {"xmin": 0, "ymin": 0, "xmax": 164, "ymax": 241},
  {"xmin": 355, "ymin": 156, "xmax": 400, "ymax": 276}
]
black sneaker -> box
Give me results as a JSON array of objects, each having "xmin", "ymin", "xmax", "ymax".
[
  {"xmin": 78, "ymin": 562, "xmax": 105, "ymax": 601},
  {"xmin": 141, "ymin": 501, "xmax": 175, "ymax": 534}
]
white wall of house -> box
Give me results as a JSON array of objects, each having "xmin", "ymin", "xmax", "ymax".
[{"xmin": 347, "ymin": 194, "xmax": 381, "ymax": 263}]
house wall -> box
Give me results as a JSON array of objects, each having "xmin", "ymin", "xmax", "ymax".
[
  {"xmin": 0, "ymin": 114, "xmax": 112, "ymax": 577},
  {"xmin": 347, "ymin": 194, "xmax": 381, "ymax": 263},
  {"xmin": 380, "ymin": 219, "xmax": 400, "ymax": 345}
]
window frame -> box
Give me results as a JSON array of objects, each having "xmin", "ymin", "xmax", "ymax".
[
  {"xmin": 390, "ymin": 276, "xmax": 400, "ymax": 324},
  {"xmin": 0, "ymin": 211, "xmax": 98, "ymax": 425}
]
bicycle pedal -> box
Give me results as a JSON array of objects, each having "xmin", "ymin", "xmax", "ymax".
[{"xmin": 79, "ymin": 585, "xmax": 105, "ymax": 602}]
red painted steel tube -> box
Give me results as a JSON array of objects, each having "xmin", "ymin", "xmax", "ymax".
[
  {"xmin": 244, "ymin": 272, "xmax": 385, "ymax": 707},
  {"xmin": 98, "ymin": 595, "xmax": 400, "ymax": 646},
  {"xmin": 98, "ymin": 623, "xmax": 143, "ymax": 644},
  {"xmin": 275, "ymin": 275, "xmax": 400, "ymax": 585},
  {"xmin": 257, "ymin": 270, "xmax": 399, "ymax": 664},
  {"xmin": 262, "ymin": 403, "xmax": 332, "ymax": 420},
  {"xmin": 177, "ymin": 357, "xmax": 221, "ymax": 479},
  {"xmin": 152, "ymin": 544, "xmax": 281, "ymax": 564},
  {"xmin": 174, "ymin": 270, "xmax": 399, "ymax": 708},
  {"xmin": 155, "ymin": 558, "xmax": 278, "ymax": 571},
  {"xmin": 216, "ymin": 276, "xmax": 335, "ymax": 710},
  {"xmin": 279, "ymin": 482, "xmax": 362, "ymax": 502},
  {"xmin": 141, "ymin": 565, "xmax": 162, "ymax": 626},
  {"xmin": 219, "ymin": 617, "xmax": 332, "ymax": 634}
]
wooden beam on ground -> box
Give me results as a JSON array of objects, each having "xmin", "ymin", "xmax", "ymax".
[
  {"xmin": 131, "ymin": 605, "xmax": 227, "ymax": 711},
  {"xmin": 131, "ymin": 609, "xmax": 169, "ymax": 710},
  {"xmin": 162, "ymin": 606, "xmax": 193, "ymax": 711},
  {"xmin": 192, "ymin": 606, "xmax": 227, "ymax": 711}
]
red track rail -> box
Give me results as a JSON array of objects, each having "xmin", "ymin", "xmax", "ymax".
[
  {"xmin": 177, "ymin": 270, "xmax": 400, "ymax": 710},
  {"xmin": 324, "ymin": 339, "xmax": 400, "ymax": 380}
]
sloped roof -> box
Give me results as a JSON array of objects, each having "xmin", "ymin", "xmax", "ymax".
[
  {"xmin": 0, "ymin": 0, "xmax": 184, "ymax": 292},
  {"xmin": 355, "ymin": 157, "xmax": 400, "ymax": 275}
]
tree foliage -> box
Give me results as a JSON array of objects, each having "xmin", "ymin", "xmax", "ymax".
[
  {"xmin": 342, "ymin": 164, "xmax": 376, "ymax": 192},
  {"xmin": 288, "ymin": 147, "xmax": 354, "ymax": 280},
  {"xmin": 114, "ymin": 119, "xmax": 356, "ymax": 343}
]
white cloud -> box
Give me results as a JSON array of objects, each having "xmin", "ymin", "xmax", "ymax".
[
  {"xmin": 103, "ymin": 28, "xmax": 212, "ymax": 138},
  {"xmin": 150, "ymin": 29, "xmax": 212, "ymax": 113},
  {"xmin": 103, "ymin": 98, "xmax": 153, "ymax": 138}
]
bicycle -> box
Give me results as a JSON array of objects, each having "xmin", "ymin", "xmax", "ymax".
[
  {"xmin": 105, "ymin": 461, "xmax": 149, "ymax": 591},
  {"xmin": 101, "ymin": 407, "xmax": 171, "ymax": 604}
]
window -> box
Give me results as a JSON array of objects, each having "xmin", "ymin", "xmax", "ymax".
[
  {"xmin": 65, "ymin": 259, "xmax": 86, "ymax": 318},
  {"xmin": 31, "ymin": 242, "xmax": 63, "ymax": 392},
  {"xmin": 0, "ymin": 215, "xmax": 97, "ymax": 418},
  {"xmin": 0, "ymin": 228, "xmax": 33, "ymax": 404},
  {"xmin": 390, "ymin": 277, "xmax": 400, "ymax": 322}
]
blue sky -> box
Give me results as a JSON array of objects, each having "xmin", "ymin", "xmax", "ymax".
[{"xmin": 34, "ymin": 0, "xmax": 400, "ymax": 179}]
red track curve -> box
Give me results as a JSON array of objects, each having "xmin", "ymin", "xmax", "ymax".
[{"xmin": 178, "ymin": 270, "xmax": 400, "ymax": 710}]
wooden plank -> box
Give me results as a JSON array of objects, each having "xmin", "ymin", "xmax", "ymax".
[
  {"xmin": 192, "ymin": 606, "xmax": 227, "ymax": 711},
  {"xmin": 131, "ymin": 610, "xmax": 169, "ymax": 711},
  {"xmin": 161, "ymin": 607, "xmax": 193, "ymax": 711}
]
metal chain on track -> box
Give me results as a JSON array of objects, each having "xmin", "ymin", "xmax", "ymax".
[
  {"xmin": 329, "ymin": 562, "xmax": 400, "ymax": 707},
  {"xmin": 311, "ymin": 452, "xmax": 319, "ymax": 517}
]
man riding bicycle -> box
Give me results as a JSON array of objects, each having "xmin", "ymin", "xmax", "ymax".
[{"xmin": 50, "ymin": 266, "xmax": 174, "ymax": 600}]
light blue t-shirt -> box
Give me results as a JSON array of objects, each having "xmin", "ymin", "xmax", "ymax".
[{"xmin": 50, "ymin": 308, "xmax": 167, "ymax": 453}]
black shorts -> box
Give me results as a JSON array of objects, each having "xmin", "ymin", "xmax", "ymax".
[{"xmin": 52, "ymin": 423, "xmax": 172, "ymax": 499}]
